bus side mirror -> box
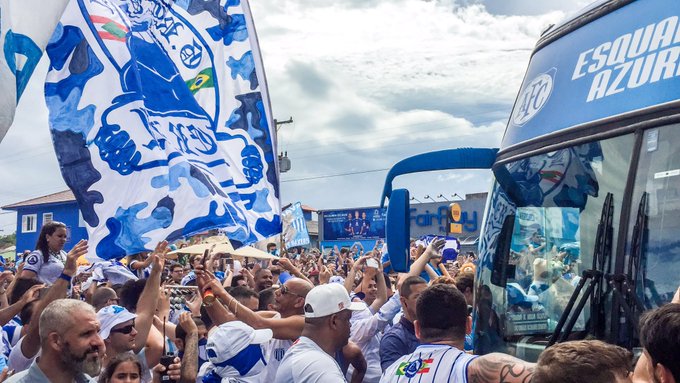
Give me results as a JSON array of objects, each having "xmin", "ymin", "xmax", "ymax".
[
  {"xmin": 387, "ymin": 188, "xmax": 411, "ymax": 273},
  {"xmin": 491, "ymin": 214, "xmax": 515, "ymax": 287}
]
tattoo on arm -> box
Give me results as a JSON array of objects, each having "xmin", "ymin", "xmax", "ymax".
[{"xmin": 468, "ymin": 353, "xmax": 535, "ymax": 383}]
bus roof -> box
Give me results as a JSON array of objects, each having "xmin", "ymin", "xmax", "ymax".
[{"xmin": 500, "ymin": 0, "xmax": 680, "ymax": 153}]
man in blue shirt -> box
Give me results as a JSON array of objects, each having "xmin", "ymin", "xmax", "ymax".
[{"xmin": 379, "ymin": 276, "xmax": 428, "ymax": 370}]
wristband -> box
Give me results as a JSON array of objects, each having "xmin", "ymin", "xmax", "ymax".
[{"xmin": 58, "ymin": 273, "xmax": 72, "ymax": 284}]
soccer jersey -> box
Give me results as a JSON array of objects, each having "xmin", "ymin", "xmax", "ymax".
[
  {"xmin": 380, "ymin": 344, "xmax": 477, "ymax": 383},
  {"xmin": 23, "ymin": 250, "xmax": 66, "ymax": 284}
]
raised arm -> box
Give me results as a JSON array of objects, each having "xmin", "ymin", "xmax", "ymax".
[
  {"xmin": 197, "ymin": 267, "xmax": 304, "ymax": 340},
  {"xmin": 369, "ymin": 264, "xmax": 387, "ymax": 313},
  {"xmin": 345, "ymin": 256, "xmax": 368, "ymax": 294},
  {"xmin": 467, "ymin": 353, "xmax": 535, "ymax": 383},
  {"xmin": 132, "ymin": 241, "xmax": 167, "ymax": 355},
  {"xmin": 278, "ymin": 258, "xmax": 313, "ymax": 286},
  {"xmin": 177, "ymin": 312, "xmax": 198, "ymax": 383},
  {"xmin": 407, "ymin": 238, "xmax": 445, "ymax": 278}
]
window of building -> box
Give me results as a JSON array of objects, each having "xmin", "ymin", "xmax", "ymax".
[
  {"xmin": 22, "ymin": 214, "xmax": 37, "ymax": 233},
  {"xmin": 43, "ymin": 212, "xmax": 53, "ymax": 225}
]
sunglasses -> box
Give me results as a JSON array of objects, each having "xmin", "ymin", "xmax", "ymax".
[
  {"xmin": 110, "ymin": 321, "xmax": 136, "ymax": 335},
  {"xmin": 279, "ymin": 285, "xmax": 304, "ymax": 298}
]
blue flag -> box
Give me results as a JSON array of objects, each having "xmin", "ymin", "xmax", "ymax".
[{"xmin": 45, "ymin": 0, "xmax": 280, "ymax": 260}]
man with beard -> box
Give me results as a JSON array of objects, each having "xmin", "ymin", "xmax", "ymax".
[
  {"xmin": 254, "ymin": 268, "xmax": 274, "ymax": 292},
  {"xmin": 7, "ymin": 299, "xmax": 105, "ymax": 382}
]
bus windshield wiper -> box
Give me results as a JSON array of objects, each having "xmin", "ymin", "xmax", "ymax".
[
  {"xmin": 548, "ymin": 192, "xmax": 614, "ymax": 346},
  {"xmin": 608, "ymin": 192, "xmax": 648, "ymax": 347}
]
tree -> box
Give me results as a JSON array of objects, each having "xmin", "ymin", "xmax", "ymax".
[{"xmin": 0, "ymin": 233, "xmax": 16, "ymax": 250}]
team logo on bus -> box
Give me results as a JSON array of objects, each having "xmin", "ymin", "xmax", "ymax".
[{"xmin": 512, "ymin": 68, "xmax": 556, "ymax": 126}]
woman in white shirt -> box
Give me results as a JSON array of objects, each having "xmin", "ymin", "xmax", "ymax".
[{"xmin": 20, "ymin": 221, "xmax": 71, "ymax": 284}]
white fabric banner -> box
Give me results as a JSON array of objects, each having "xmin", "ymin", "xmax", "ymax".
[
  {"xmin": 0, "ymin": 0, "xmax": 69, "ymax": 141},
  {"xmin": 45, "ymin": 0, "xmax": 281, "ymax": 260}
]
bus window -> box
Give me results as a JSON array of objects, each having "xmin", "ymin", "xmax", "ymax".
[
  {"xmin": 627, "ymin": 125, "xmax": 680, "ymax": 308},
  {"xmin": 487, "ymin": 134, "xmax": 634, "ymax": 337}
]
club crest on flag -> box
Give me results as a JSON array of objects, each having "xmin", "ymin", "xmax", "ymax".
[{"xmin": 45, "ymin": 0, "xmax": 281, "ymax": 261}]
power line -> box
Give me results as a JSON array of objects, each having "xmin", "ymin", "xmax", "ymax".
[{"xmin": 281, "ymin": 168, "xmax": 389, "ymax": 183}]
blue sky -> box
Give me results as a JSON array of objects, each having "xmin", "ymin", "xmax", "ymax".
[{"xmin": 0, "ymin": 0, "xmax": 590, "ymax": 234}]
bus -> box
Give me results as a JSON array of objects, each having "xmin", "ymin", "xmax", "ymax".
[{"xmin": 380, "ymin": 0, "xmax": 680, "ymax": 360}]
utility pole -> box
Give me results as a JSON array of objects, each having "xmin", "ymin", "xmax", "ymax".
[
  {"xmin": 274, "ymin": 117, "xmax": 293, "ymax": 132},
  {"xmin": 275, "ymin": 117, "xmax": 294, "ymax": 173}
]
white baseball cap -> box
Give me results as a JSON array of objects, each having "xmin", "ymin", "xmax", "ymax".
[
  {"xmin": 206, "ymin": 321, "xmax": 273, "ymax": 363},
  {"xmin": 304, "ymin": 283, "xmax": 364, "ymax": 318},
  {"xmin": 97, "ymin": 305, "xmax": 137, "ymax": 340}
]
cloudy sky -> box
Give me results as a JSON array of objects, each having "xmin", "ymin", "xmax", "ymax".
[{"xmin": 0, "ymin": 0, "xmax": 591, "ymax": 234}]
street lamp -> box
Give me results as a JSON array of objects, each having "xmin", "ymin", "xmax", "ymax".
[
  {"xmin": 424, "ymin": 195, "xmax": 434, "ymax": 202},
  {"xmin": 410, "ymin": 196, "xmax": 422, "ymax": 203},
  {"xmin": 436, "ymin": 194, "xmax": 450, "ymax": 202},
  {"xmin": 451, "ymin": 193, "xmax": 463, "ymax": 201}
]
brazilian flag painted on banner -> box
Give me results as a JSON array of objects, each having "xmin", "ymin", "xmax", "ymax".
[{"xmin": 186, "ymin": 68, "xmax": 215, "ymax": 94}]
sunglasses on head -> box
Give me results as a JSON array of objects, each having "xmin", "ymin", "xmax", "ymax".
[
  {"xmin": 110, "ymin": 321, "xmax": 135, "ymax": 335},
  {"xmin": 279, "ymin": 285, "xmax": 304, "ymax": 298}
]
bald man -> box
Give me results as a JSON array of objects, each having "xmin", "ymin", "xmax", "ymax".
[{"xmin": 201, "ymin": 275, "xmax": 314, "ymax": 382}]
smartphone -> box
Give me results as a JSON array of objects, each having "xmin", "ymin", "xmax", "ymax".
[
  {"xmin": 271, "ymin": 259, "xmax": 280, "ymax": 266},
  {"xmin": 366, "ymin": 258, "xmax": 379, "ymax": 269},
  {"xmin": 200, "ymin": 249, "xmax": 209, "ymax": 269},
  {"xmin": 224, "ymin": 257, "xmax": 234, "ymax": 265}
]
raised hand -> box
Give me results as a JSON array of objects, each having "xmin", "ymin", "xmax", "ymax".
[
  {"xmin": 64, "ymin": 240, "xmax": 88, "ymax": 276},
  {"xmin": 20, "ymin": 284, "xmax": 45, "ymax": 306},
  {"xmin": 423, "ymin": 237, "xmax": 446, "ymax": 261},
  {"xmin": 152, "ymin": 356, "xmax": 181, "ymax": 382},
  {"xmin": 178, "ymin": 311, "xmax": 198, "ymax": 334},
  {"xmin": 319, "ymin": 266, "xmax": 332, "ymax": 284}
]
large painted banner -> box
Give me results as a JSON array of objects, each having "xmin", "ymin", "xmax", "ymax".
[
  {"xmin": 0, "ymin": 0, "xmax": 69, "ymax": 142},
  {"xmin": 282, "ymin": 202, "xmax": 310, "ymax": 248},
  {"xmin": 45, "ymin": 0, "xmax": 280, "ymax": 260}
]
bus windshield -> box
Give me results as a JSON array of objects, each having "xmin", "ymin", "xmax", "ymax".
[
  {"xmin": 626, "ymin": 126, "xmax": 680, "ymax": 309},
  {"xmin": 486, "ymin": 133, "xmax": 634, "ymax": 337}
]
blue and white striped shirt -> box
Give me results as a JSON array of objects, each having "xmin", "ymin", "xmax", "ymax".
[{"xmin": 380, "ymin": 344, "xmax": 477, "ymax": 383}]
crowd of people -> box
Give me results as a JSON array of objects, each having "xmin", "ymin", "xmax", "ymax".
[{"xmin": 0, "ymin": 221, "xmax": 676, "ymax": 383}]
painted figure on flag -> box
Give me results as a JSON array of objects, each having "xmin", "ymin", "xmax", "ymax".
[{"xmin": 45, "ymin": 0, "xmax": 280, "ymax": 260}]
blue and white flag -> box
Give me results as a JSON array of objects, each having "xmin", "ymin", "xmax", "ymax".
[
  {"xmin": 415, "ymin": 235, "xmax": 460, "ymax": 262},
  {"xmin": 0, "ymin": 0, "xmax": 69, "ymax": 142},
  {"xmin": 45, "ymin": 0, "xmax": 281, "ymax": 261},
  {"xmin": 282, "ymin": 202, "xmax": 310, "ymax": 248}
]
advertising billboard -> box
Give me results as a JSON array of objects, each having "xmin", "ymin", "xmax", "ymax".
[{"xmin": 322, "ymin": 207, "xmax": 387, "ymax": 241}]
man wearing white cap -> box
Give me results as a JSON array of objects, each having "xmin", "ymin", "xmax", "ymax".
[
  {"xmin": 200, "ymin": 321, "xmax": 273, "ymax": 382},
  {"xmin": 275, "ymin": 283, "xmax": 364, "ymax": 383}
]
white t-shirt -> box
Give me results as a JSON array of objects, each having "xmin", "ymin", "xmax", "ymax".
[
  {"xmin": 380, "ymin": 344, "xmax": 477, "ymax": 383},
  {"xmin": 8, "ymin": 336, "xmax": 37, "ymax": 373},
  {"xmin": 274, "ymin": 336, "xmax": 346, "ymax": 383},
  {"xmin": 23, "ymin": 250, "xmax": 66, "ymax": 285}
]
